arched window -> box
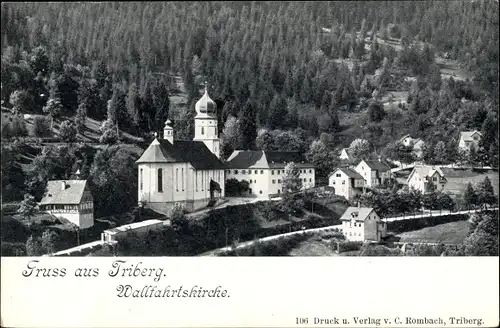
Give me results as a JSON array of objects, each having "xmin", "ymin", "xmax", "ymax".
[
  {"xmin": 181, "ymin": 168, "xmax": 184, "ymax": 191},
  {"xmin": 176, "ymin": 168, "xmax": 179, "ymax": 191},
  {"xmin": 158, "ymin": 168, "xmax": 163, "ymax": 192},
  {"xmin": 140, "ymin": 169, "xmax": 143, "ymax": 191},
  {"xmin": 201, "ymin": 127, "xmax": 205, "ymax": 135}
]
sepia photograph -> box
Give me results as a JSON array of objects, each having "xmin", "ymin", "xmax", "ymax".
[{"xmin": 1, "ymin": 1, "xmax": 498, "ymax": 259}]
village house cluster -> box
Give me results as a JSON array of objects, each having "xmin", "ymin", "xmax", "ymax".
[{"xmin": 36, "ymin": 84, "xmax": 484, "ymax": 241}]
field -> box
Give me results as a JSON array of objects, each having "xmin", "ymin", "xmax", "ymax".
[
  {"xmin": 288, "ymin": 239, "xmax": 337, "ymax": 256},
  {"xmin": 435, "ymin": 57, "xmax": 473, "ymax": 82},
  {"xmin": 441, "ymin": 168, "xmax": 499, "ymax": 196},
  {"xmin": 396, "ymin": 220, "xmax": 470, "ymax": 244}
]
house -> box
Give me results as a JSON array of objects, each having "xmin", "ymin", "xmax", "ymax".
[
  {"xmin": 407, "ymin": 165, "xmax": 447, "ymax": 194},
  {"xmin": 225, "ymin": 151, "xmax": 315, "ymax": 198},
  {"xmin": 339, "ymin": 148, "xmax": 352, "ymax": 161},
  {"xmin": 328, "ymin": 167, "xmax": 365, "ymax": 201},
  {"xmin": 354, "ymin": 159, "xmax": 392, "ymax": 188},
  {"xmin": 397, "ymin": 134, "xmax": 425, "ymax": 159},
  {"xmin": 136, "ymin": 85, "xmax": 226, "ymax": 215},
  {"xmin": 340, "ymin": 206, "xmax": 387, "ymax": 242},
  {"xmin": 458, "ymin": 130, "xmax": 482, "ymax": 152},
  {"xmin": 39, "ymin": 180, "xmax": 94, "ymax": 228}
]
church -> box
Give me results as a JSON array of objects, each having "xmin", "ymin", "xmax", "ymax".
[{"xmin": 136, "ymin": 86, "xmax": 226, "ymax": 216}]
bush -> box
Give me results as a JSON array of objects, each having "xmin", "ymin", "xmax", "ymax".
[
  {"xmin": 3, "ymin": 115, "xmax": 28, "ymax": 138},
  {"xmin": 32, "ymin": 116, "xmax": 52, "ymax": 137},
  {"xmin": 338, "ymin": 240, "xmax": 363, "ymax": 253},
  {"xmin": 224, "ymin": 178, "xmax": 250, "ymax": 196},
  {"xmin": 360, "ymin": 244, "xmax": 402, "ymax": 256},
  {"xmin": 100, "ymin": 128, "xmax": 118, "ymax": 144},
  {"xmin": 59, "ymin": 120, "xmax": 77, "ymax": 142}
]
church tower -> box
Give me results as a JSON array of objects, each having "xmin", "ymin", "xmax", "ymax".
[
  {"xmin": 163, "ymin": 118, "xmax": 174, "ymax": 144},
  {"xmin": 193, "ymin": 82, "xmax": 220, "ymax": 158}
]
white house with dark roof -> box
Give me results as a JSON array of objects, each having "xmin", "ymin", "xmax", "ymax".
[
  {"xmin": 225, "ymin": 150, "xmax": 315, "ymax": 198},
  {"xmin": 354, "ymin": 159, "xmax": 392, "ymax": 188},
  {"xmin": 458, "ymin": 130, "xmax": 482, "ymax": 152},
  {"xmin": 39, "ymin": 180, "xmax": 94, "ymax": 228},
  {"xmin": 397, "ymin": 134, "xmax": 425, "ymax": 159},
  {"xmin": 340, "ymin": 206, "xmax": 387, "ymax": 242},
  {"xmin": 136, "ymin": 86, "xmax": 226, "ymax": 215},
  {"xmin": 328, "ymin": 167, "xmax": 365, "ymax": 201},
  {"xmin": 407, "ymin": 165, "xmax": 447, "ymax": 194}
]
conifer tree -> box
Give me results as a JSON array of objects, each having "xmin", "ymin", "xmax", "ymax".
[{"xmin": 238, "ymin": 100, "xmax": 257, "ymax": 150}]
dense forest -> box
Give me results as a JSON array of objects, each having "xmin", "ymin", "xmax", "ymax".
[{"xmin": 1, "ymin": 1, "xmax": 499, "ymax": 210}]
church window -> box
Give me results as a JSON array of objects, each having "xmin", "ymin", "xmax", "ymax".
[
  {"xmin": 201, "ymin": 127, "xmax": 205, "ymax": 135},
  {"xmin": 277, "ymin": 189, "xmax": 281, "ymax": 194},
  {"xmin": 181, "ymin": 168, "xmax": 184, "ymax": 191},
  {"xmin": 309, "ymin": 169, "xmax": 312, "ymax": 173},
  {"xmin": 260, "ymin": 170, "xmax": 264, "ymax": 174},
  {"xmin": 259, "ymin": 190, "xmax": 262, "ymax": 194},
  {"xmin": 309, "ymin": 178, "xmax": 312, "ymax": 182},
  {"xmin": 176, "ymin": 168, "xmax": 179, "ymax": 191},
  {"xmin": 272, "ymin": 180, "xmax": 276, "ymax": 184},
  {"xmin": 140, "ymin": 169, "xmax": 143, "ymax": 191},
  {"xmin": 158, "ymin": 169, "xmax": 163, "ymax": 192},
  {"xmin": 254, "ymin": 170, "xmax": 257, "ymax": 174},
  {"xmin": 234, "ymin": 170, "xmax": 238, "ymax": 174},
  {"xmin": 271, "ymin": 170, "xmax": 274, "ymax": 175},
  {"xmin": 278, "ymin": 179, "xmax": 282, "ymax": 183}
]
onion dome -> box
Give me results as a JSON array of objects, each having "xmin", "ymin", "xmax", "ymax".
[
  {"xmin": 164, "ymin": 118, "xmax": 173, "ymax": 128},
  {"xmin": 195, "ymin": 83, "xmax": 216, "ymax": 117}
]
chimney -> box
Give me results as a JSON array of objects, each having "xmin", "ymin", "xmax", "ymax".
[{"xmin": 61, "ymin": 181, "xmax": 67, "ymax": 190}]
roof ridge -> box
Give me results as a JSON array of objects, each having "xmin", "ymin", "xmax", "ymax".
[{"xmin": 261, "ymin": 150, "xmax": 269, "ymax": 167}]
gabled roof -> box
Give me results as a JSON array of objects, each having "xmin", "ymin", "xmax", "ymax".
[
  {"xmin": 360, "ymin": 160, "xmax": 391, "ymax": 172},
  {"xmin": 329, "ymin": 167, "xmax": 364, "ymax": 179},
  {"xmin": 460, "ymin": 130, "xmax": 482, "ymax": 141},
  {"xmin": 226, "ymin": 151, "xmax": 268, "ymax": 169},
  {"xmin": 226, "ymin": 150, "xmax": 312, "ymax": 169},
  {"xmin": 413, "ymin": 139, "xmax": 425, "ymax": 150},
  {"xmin": 406, "ymin": 165, "xmax": 446, "ymax": 183},
  {"xmin": 339, "ymin": 207, "xmax": 378, "ymax": 222},
  {"xmin": 136, "ymin": 138, "xmax": 226, "ymax": 170},
  {"xmin": 266, "ymin": 152, "xmax": 309, "ymax": 168},
  {"xmin": 340, "ymin": 148, "xmax": 352, "ymax": 156},
  {"xmin": 39, "ymin": 180, "xmax": 89, "ymax": 205}
]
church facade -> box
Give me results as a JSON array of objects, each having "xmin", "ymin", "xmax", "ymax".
[{"xmin": 136, "ymin": 87, "xmax": 226, "ymax": 216}]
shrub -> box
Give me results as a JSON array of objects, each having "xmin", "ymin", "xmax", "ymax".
[
  {"xmin": 59, "ymin": 120, "xmax": 77, "ymax": 142},
  {"xmin": 32, "ymin": 116, "xmax": 52, "ymax": 137},
  {"xmin": 338, "ymin": 240, "xmax": 363, "ymax": 253},
  {"xmin": 224, "ymin": 178, "xmax": 249, "ymax": 196},
  {"xmin": 10, "ymin": 115, "xmax": 28, "ymax": 137},
  {"xmin": 100, "ymin": 128, "xmax": 118, "ymax": 144},
  {"xmin": 360, "ymin": 244, "xmax": 402, "ymax": 256}
]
